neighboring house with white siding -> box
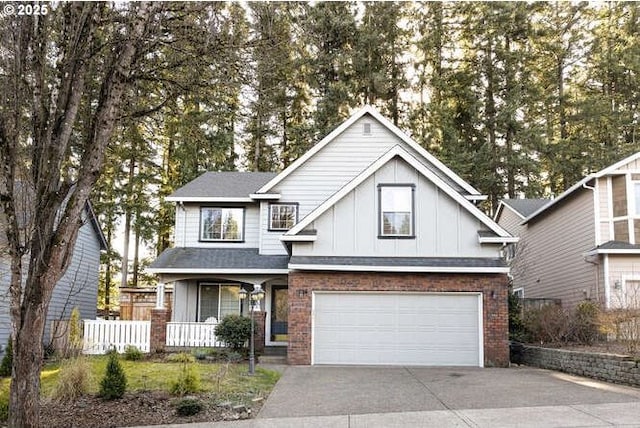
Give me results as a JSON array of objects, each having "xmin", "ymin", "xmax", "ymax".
[
  {"xmin": 496, "ymin": 153, "xmax": 640, "ymax": 310},
  {"xmin": 149, "ymin": 106, "xmax": 517, "ymax": 367},
  {"xmin": 0, "ymin": 202, "xmax": 107, "ymax": 351}
]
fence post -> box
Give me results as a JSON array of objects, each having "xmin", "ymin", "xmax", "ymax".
[{"xmin": 150, "ymin": 308, "xmax": 170, "ymax": 353}]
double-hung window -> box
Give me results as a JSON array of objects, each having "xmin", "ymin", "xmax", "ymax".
[
  {"xmin": 379, "ymin": 184, "xmax": 415, "ymax": 238},
  {"xmin": 200, "ymin": 207, "xmax": 244, "ymax": 241},
  {"xmin": 269, "ymin": 203, "xmax": 298, "ymax": 231}
]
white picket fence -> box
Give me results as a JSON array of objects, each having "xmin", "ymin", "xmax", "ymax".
[
  {"xmin": 166, "ymin": 322, "xmax": 222, "ymax": 347},
  {"xmin": 83, "ymin": 320, "xmax": 151, "ymax": 354},
  {"xmin": 82, "ymin": 320, "xmax": 223, "ymax": 354}
]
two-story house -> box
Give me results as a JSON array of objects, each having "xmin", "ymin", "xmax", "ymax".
[
  {"xmin": 149, "ymin": 106, "xmax": 517, "ymax": 367},
  {"xmin": 496, "ymin": 153, "xmax": 640, "ymax": 310}
]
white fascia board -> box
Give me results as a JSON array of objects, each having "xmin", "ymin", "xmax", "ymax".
[
  {"xmin": 288, "ymin": 264, "xmax": 510, "ymax": 274},
  {"xmin": 165, "ymin": 197, "xmax": 253, "ymax": 203},
  {"xmin": 466, "ymin": 194, "xmax": 488, "ymax": 201},
  {"xmin": 250, "ymin": 193, "xmax": 281, "ymax": 200},
  {"xmin": 280, "ymin": 235, "xmax": 317, "ymax": 242},
  {"xmin": 364, "ymin": 107, "xmax": 481, "ymax": 196},
  {"xmin": 586, "ymin": 249, "xmax": 640, "ymax": 255},
  {"xmin": 596, "ymin": 152, "xmax": 640, "ymax": 176},
  {"xmin": 286, "ymin": 145, "xmax": 512, "ymax": 238},
  {"xmin": 256, "ymin": 105, "xmax": 481, "ymax": 196},
  {"xmin": 146, "ymin": 268, "xmax": 290, "ymax": 275},
  {"xmin": 523, "ymin": 152, "xmax": 640, "ymax": 225},
  {"xmin": 478, "ymin": 236, "xmax": 519, "ymax": 244},
  {"xmin": 256, "ymin": 106, "xmax": 375, "ymax": 194}
]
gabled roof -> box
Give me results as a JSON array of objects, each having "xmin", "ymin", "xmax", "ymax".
[
  {"xmin": 524, "ymin": 152, "xmax": 640, "ymax": 224},
  {"xmin": 496, "ymin": 199, "xmax": 549, "ymax": 221},
  {"xmin": 256, "ymin": 105, "xmax": 482, "ymax": 197},
  {"xmin": 148, "ymin": 248, "xmax": 289, "ymax": 274},
  {"xmin": 283, "ymin": 145, "xmax": 516, "ymax": 243},
  {"xmin": 85, "ymin": 201, "xmax": 108, "ymax": 251},
  {"xmin": 166, "ymin": 172, "xmax": 277, "ymax": 202}
]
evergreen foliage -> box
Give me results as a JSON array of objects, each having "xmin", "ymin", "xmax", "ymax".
[
  {"xmin": 215, "ymin": 315, "xmax": 252, "ymax": 350},
  {"xmin": 0, "ymin": 337, "xmax": 12, "ymax": 378},
  {"xmin": 99, "ymin": 351, "xmax": 127, "ymax": 400}
]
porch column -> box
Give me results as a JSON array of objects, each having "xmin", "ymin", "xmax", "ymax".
[
  {"xmin": 155, "ymin": 282, "xmax": 165, "ymax": 309},
  {"xmin": 150, "ymin": 307, "xmax": 170, "ymax": 353}
]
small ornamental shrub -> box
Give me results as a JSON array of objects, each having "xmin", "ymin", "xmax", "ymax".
[
  {"xmin": 166, "ymin": 352, "xmax": 196, "ymax": 363},
  {"xmin": 215, "ymin": 315, "xmax": 252, "ymax": 350},
  {"xmin": 0, "ymin": 337, "xmax": 12, "ymax": 377},
  {"xmin": 66, "ymin": 307, "xmax": 83, "ymax": 357},
  {"xmin": 175, "ymin": 398, "xmax": 203, "ymax": 416},
  {"xmin": 170, "ymin": 363, "xmax": 200, "ymax": 396},
  {"xmin": 53, "ymin": 357, "xmax": 92, "ymax": 402},
  {"xmin": 571, "ymin": 300, "xmax": 601, "ymax": 344},
  {"xmin": 123, "ymin": 345, "xmax": 143, "ymax": 361},
  {"xmin": 99, "ymin": 351, "xmax": 127, "ymax": 400},
  {"xmin": 508, "ymin": 291, "xmax": 526, "ymax": 341}
]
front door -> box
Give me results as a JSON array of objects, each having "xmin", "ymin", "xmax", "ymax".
[{"xmin": 270, "ymin": 285, "xmax": 288, "ymax": 342}]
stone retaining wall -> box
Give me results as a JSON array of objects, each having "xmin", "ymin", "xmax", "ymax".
[{"xmin": 522, "ymin": 345, "xmax": 640, "ymax": 387}]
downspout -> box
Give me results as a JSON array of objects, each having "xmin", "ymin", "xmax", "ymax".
[{"xmin": 582, "ymin": 181, "xmax": 601, "ymax": 304}]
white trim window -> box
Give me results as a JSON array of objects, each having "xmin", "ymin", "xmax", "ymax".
[
  {"xmin": 198, "ymin": 283, "xmax": 242, "ymax": 322},
  {"xmin": 379, "ymin": 184, "xmax": 415, "ymax": 237},
  {"xmin": 200, "ymin": 207, "xmax": 244, "ymax": 241},
  {"xmin": 269, "ymin": 203, "xmax": 298, "ymax": 231}
]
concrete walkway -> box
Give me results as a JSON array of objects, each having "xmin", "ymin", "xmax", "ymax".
[{"xmin": 132, "ymin": 366, "xmax": 640, "ymax": 428}]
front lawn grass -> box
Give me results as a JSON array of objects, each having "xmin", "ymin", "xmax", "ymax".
[{"xmin": 0, "ymin": 354, "xmax": 280, "ymax": 421}]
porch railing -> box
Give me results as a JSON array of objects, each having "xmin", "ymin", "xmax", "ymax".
[
  {"xmin": 166, "ymin": 321, "xmax": 222, "ymax": 347},
  {"xmin": 83, "ymin": 320, "xmax": 151, "ymax": 354}
]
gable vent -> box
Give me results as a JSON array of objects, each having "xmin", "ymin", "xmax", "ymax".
[{"xmin": 363, "ymin": 122, "xmax": 372, "ymax": 135}]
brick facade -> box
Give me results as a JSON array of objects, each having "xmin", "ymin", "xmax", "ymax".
[
  {"xmin": 150, "ymin": 308, "xmax": 171, "ymax": 353},
  {"xmin": 287, "ymin": 271, "xmax": 509, "ymax": 367}
]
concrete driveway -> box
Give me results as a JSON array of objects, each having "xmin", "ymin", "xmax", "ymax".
[{"xmin": 258, "ymin": 366, "xmax": 640, "ymax": 421}]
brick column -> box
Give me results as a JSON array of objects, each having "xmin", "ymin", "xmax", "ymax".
[
  {"xmin": 150, "ymin": 308, "xmax": 169, "ymax": 353},
  {"xmin": 253, "ymin": 311, "xmax": 266, "ymax": 353}
]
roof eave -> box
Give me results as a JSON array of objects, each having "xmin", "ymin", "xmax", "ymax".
[{"xmin": 287, "ymin": 264, "xmax": 509, "ymax": 274}]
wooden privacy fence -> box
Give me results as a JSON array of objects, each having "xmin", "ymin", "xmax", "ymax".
[
  {"xmin": 166, "ymin": 322, "xmax": 222, "ymax": 347},
  {"xmin": 83, "ymin": 320, "xmax": 151, "ymax": 354},
  {"xmin": 82, "ymin": 320, "xmax": 223, "ymax": 354}
]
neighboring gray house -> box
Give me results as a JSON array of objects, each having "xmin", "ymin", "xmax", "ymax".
[
  {"xmin": 150, "ymin": 106, "xmax": 517, "ymax": 367},
  {"xmin": 0, "ymin": 203, "xmax": 107, "ymax": 350},
  {"xmin": 496, "ymin": 153, "xmax": 640, "ymax": 309}
]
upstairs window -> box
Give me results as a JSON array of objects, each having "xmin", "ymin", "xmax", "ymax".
[
  {"xmin": 200, "ymin": 207, "xmax": 244, "ymax": 241},
  {"xmin": 379, "ymin": 184, "xmax": 415, "ymax": 238},
  {"xmin": 269, "ymin": 203, "xmax": 298, "ymax": 231},
  {"xmin": 634, "ymin": 176, "xmax": 640, "ymax": 215}
]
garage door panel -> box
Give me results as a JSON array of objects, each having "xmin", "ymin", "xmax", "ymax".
[{"xmin": 313, "ymin": 293, "xmax": 481, "ymax": 366}]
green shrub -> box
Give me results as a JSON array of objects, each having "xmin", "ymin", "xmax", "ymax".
[
  {"xmin": 215, "ymin": 315, "xmax": 252, "ymax": 350},
  {"xmin": 571, "ymin": 300, "xmax": 601, "ymax": 344},
  {"xmin": 170, "ymin": 363, "xmax": 200, "ymax": 396},
  {"xmin": 99, "ymin": 351, "xmax": 127, "ymax": 400},
  {"xmin": 0, "ymin": 396, "xmax": 7, "ymax": 424},
  {"xmin": 0, "ymin": 337, "xmax": 12, "ymax": 378},
  {"xmin": 53, "ymin": 356, "xmax": 92, "ymax": 402},
  {"xmin": 166, "ymin": 352, "xmax": 196, "ymax": 363},
  {"xmin": 123, "ymin": 345, "xmax": 143, "ymax": 361},
  {"xmin": 175, "ymin": 398, "xmax": 203, "ymax": 416}
]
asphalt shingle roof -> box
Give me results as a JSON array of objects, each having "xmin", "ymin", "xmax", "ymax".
[
  {"xmin": 593, "ymin": 241, "xmax": 640, "ymax": 251},
  {"xmin": 150, "ymin": 248, "xmax": 290, "ymax": 270},
  {"xmin": 502, "ymin": 199, "xmax": 549, "ymax": 218},
  {"xmin": 169, "ymin": 172, "xmax": 277, "ymax": 199}
]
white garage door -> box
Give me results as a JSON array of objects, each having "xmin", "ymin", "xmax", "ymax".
[{"xmin": 313, "ymin": 292, "xmax": 482, "ymax": 366}]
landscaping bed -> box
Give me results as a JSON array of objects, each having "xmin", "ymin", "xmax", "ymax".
[{"xmin": 1, "ymin": 352, "xmax": 280, "ymax": 428}]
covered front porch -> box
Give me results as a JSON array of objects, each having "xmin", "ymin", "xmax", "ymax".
[{"xmin": 147, "ymin": 247, "xmax": 291, "ymax": 350}]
